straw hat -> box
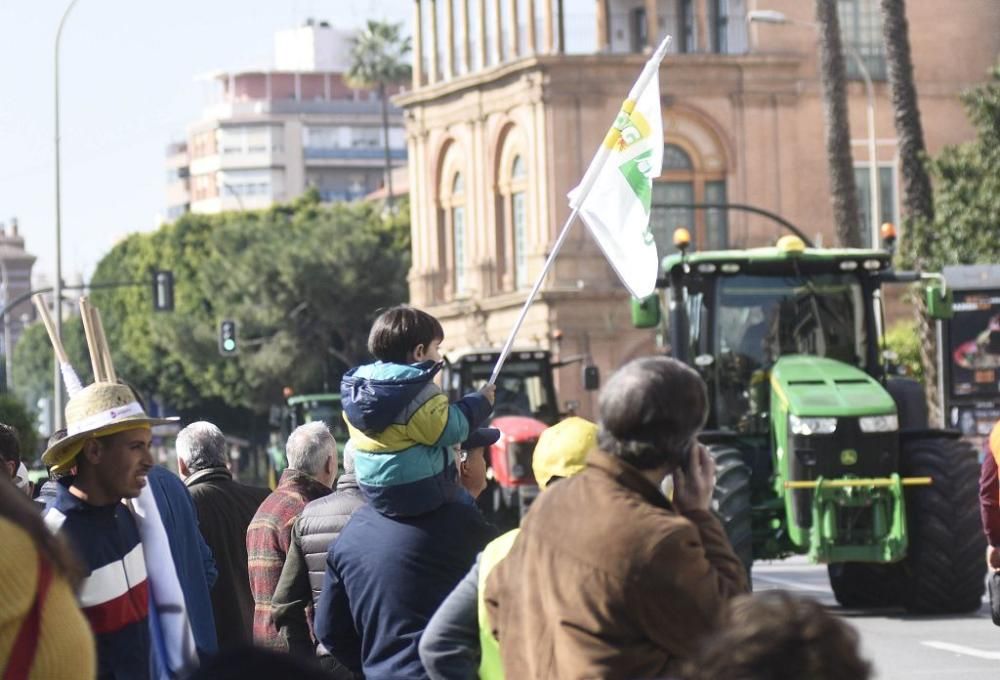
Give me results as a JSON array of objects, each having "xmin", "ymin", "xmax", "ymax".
[{"xmin": 42, "ymin": 382, "xmax": 178, "ymax": 474}]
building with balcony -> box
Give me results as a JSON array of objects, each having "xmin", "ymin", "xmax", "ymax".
[
  {"xmin": 399, "ymin": 0, "xmax": 999, "ymax": 416},
  {"xmin": 167, "ymin": 20, "xmax": 407, "ymax": 216}
]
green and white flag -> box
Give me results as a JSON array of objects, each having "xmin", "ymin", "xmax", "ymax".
[{"xmin": 568, "ymin": 42, "xmax": 667, "ymax": 299}]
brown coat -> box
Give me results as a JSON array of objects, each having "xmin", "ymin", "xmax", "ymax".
[{"xmin": 484, "ymin": 450, "xmax": 749, "ymax": 679}]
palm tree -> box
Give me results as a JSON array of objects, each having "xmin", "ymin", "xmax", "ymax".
[
  {"xmin": 815, "ymin": 0, "xmax": 863, "ymax": 247},
  {"xmin": 347, "ymin": 20, "xmax": 412, "ymax": 211},
  {"xmin": 879, "ymin": 0, "xmax": 939, "ymax": 423}
]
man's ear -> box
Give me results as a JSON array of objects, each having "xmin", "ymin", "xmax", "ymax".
[{"xmin": 81, "ymin": 439, "xmax": 102, "ymax": 465}]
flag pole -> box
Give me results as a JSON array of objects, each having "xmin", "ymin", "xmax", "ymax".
[
  {"xmin": 488, "ymin": 34, "xmax": 672, "ymax": 386},
  {"xmin": 489, "ymin": 206, "xmax": 580, "ymax": 385}
]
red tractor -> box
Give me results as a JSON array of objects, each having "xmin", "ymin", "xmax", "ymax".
[{"xmin": 442, "ymin": 348, "xmax": 599, "ymax": 528}]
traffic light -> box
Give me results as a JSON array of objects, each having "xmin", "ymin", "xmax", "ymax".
[
  {"xmin": 218, "ymin": 320, "xmax": 239, "ymax": 356},
  {"xmin": 152, "ymin": 270, "xmax": 174, "ymax": 312}
]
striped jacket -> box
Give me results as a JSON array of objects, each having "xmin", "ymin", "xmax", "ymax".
[
  {"xmin": 247, "ymin": 468, "xmax": 331, "ymax": 650},
  {"xmin": 45, "ymin": 481, "xmax": 151, "ymax": 680},
  {"xmin": 341, "ymin": 360, "xmax": 493, "ymax": 518}
]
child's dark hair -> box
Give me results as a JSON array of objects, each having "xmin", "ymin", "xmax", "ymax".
[{"xmin": 368, "ymin": 305, "xmax": 445, "ymax": 363}]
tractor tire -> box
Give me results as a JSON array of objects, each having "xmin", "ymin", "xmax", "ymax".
[
  {"xmin": 886, "ymin": 378, "xmax": 929, "ymax": 430},
  {"xmin": 709, "ymin": 446, "xmax": 754, "ymax": 575},
  {"xmin": 899, "ymin": 437, "xmax": 986, "ymax": 614},
  {"xmin": 827, "ymin": 562, "xmax": 902, "ymax": 609}
]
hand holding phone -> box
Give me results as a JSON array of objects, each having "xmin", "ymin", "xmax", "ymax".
[{"xmin": 673, "ymin": 443, "xmax": 716, "ymax": 513}]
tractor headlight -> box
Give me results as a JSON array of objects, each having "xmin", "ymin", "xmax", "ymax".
[
  {"xmin": 859, "ymin": 414, "xmax": 899, "ymax": 433},
  {"xmin": 789, "ymin": 414, "xmax": 838, "ymax": 435}
]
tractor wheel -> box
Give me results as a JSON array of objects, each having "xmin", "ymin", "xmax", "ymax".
[
  {"xmin": 827, "ymin": 562, "xmax": 902, "ymax": 608},
  {"xmin": 886, "ymin": 378, "xmax": 929, "ymax": 430},
  {"xmin": 899, "ymin": 437, "xmax": 985, "ymax": 614},
  {"xmin": 709, "ymin": 445, "xmax": 754, "ymax": 575}
]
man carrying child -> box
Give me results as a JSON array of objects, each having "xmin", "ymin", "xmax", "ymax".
[{"xmin": 316, "ymin": 306, "xmax": 497, "ymax": 679}]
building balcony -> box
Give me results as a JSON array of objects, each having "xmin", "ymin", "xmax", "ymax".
[
  {"xmin": 204, "ymin": 98, "xmax": 404, "ymax": 121},
  {"xmin": 304, "ymin": 147, "xmax": 407, "ymax": 161}
]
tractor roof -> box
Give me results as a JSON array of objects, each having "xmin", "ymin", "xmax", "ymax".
[
  {"xmin": 662, "ymin": 238, "xmax": 892, "ymax": 278},
  {"xmin": 446, "ymin": 347, "xmax": 552, "ymax": 364},
  {"xmin": 287, "ymin": 393, "xmax": 342, "ymax": 406}
]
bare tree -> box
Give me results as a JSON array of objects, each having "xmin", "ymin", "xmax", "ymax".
[{"xmin": 815, "ymin": 0, "xmax": 863, "ymax": 247}]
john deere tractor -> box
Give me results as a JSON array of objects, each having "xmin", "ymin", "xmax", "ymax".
[{"xmin": 632, "ymin": 231, "xmax": 985, "ymax": 613}]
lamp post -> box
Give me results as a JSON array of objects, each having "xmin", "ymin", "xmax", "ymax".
[
  {"xmin": 748, "ymin": 9, "xmax": 880, "ymax": 248},
  {"xmin": 53, "ymin": 0, "xmax": 82, "ymax": 429}
]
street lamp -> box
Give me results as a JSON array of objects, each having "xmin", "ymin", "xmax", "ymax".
[
  {"xmin": 748, "ymin": 9, "xmax": 881, "ymax": 249},
  {"xmin": 53, "ymin": 0, "xmax": 82, "ymax": 430}
]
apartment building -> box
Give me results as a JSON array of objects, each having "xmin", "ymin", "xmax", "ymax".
[{"xmin": 167, "ymin": 20, "xmax": 407, "ymax": 218}]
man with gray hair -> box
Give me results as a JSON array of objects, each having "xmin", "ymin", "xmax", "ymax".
[
  {"xmin": 178, "ymin": 421, "xmax": 270, "ymax": 652},
  {"xmin": 248, "ymin": 421, "xmax": 336, "ymax": 650},
  {"xmin": 272, "ymin": 442, "xmax": 365, "ymax": 673},
  {"xmin": 485, "ymin": 356, "xmax": 749, "ymax": 679}
]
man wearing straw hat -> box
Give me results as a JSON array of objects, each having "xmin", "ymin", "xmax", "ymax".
[{"xmin": 42, "ymin": 380, "xmax": 177, "ymax": 680}]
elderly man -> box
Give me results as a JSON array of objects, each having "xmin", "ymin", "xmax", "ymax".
[
  {"xmin": 248, "ymin": 422, "xmax": 336, "ymax": 650},
  {"xmin": 485, "ymin": 356, "xmax": 749, "ymax": 679},
  {"xmin": 271, "ymin": 443, "xmax": 366, "ymax": 673},
  {"xmin": 177, "ymin": 421, "xmax": 270, "ymax": 652}
]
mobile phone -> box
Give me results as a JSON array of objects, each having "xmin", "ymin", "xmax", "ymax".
[{"xmin": 676, "ymin": 439, "xmax": 696, "ymax": 473}]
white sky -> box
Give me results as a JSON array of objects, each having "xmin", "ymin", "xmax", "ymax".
[{"xmin": 0, "ymin": 0, "xmax": 411, "ymax": 286}]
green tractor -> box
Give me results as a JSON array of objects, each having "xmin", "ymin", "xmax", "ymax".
[
  {"xmin": 267, "ymin": 393, "xmax": 349, "ymax": 486},
  {"xmin": 632, "ymin": 232, "xmax": 985, "ymax": 613}
]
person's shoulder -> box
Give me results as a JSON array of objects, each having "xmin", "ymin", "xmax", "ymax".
[
  {"xmin": 0, "ymin": 518, "xmax": 38, "ymax": 619},
  {"xmin": 990, "ymin": 421, "xmax": 1000, "ymax": 465}
]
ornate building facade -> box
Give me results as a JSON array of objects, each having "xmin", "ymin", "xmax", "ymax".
[{"xmin": 398, "ymin": 0, "xmax": 999, "ymax": 416}]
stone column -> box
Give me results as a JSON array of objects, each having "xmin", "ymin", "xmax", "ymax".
[
  {"xmin": 492, "ymin": 0, "xmax": 504, "ymax": 64},
  {"xmin": 525, "ymin": 0, "xmax": 537, "ymax": 54},
  {"xmin": 477, "ymin": 0, "xmax": 488, "ymax": 67},
  {"xmin": 507, "ymin": 0, "xmax": 520, "ymax": 59},
  {"xmin": 413, "ymin": 0, "xmax": 424, "ymax": 88},
  {"xmin": 645, "ymin": 0, "xmax": 658, "ymax": 50},
  {"xmin": 444, "ymin": 0, "xmax": 455, "ymax": 78},
  {"xmin": 459, "ymin": 0, "xmax": 471, "ymax": 73},
  {"xmin": 695, "ymin": 0, "xmax": 709, "ymax": 53},
  {"xmin": 541, "ymin": 0, "xmax": 554, "ymax": 54},
  {"xmin": 596, "ymin": 0, "xmax": 609, "ymax": 52},
  {"xmin": 429, "ymin": 0, "xmax": 440, "ymax": 84}
]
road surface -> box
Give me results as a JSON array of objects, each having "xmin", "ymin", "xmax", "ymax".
[{"xmin": 754, "ymin": 558, "xmax": 998, "ymax": 678}]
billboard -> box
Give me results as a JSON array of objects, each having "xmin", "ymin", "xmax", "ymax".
[
  {"xmin": 941, "ymin": 266, "xmax": 1000, "ymax": 456},
  {"xmin": 947, "ymin": 291, "xmax": 1000, "ymax": 400}
]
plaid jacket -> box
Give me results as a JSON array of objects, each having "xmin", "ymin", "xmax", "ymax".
[{"xmin": 247, "ymin": 468, "xmax": 331, "ymax": 650}]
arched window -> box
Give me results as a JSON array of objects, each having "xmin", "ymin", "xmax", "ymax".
[
  {"xmin": 510, "ymin": 156, "xmax": 528, "ymax": 289},
  {"xmin": 437, "ymin": 143, "xmax": 468, "ymax": 301},
  {"xmin": 651, "ymin": 142, "xmax": 727, "ymax": 253},
  {"xmin": 496, "ymin": 137, "xmax": 530, "ymax": 293},
  {"xmin": 450, "ymin": 172, "xmax": 467, "ymax": 295}
]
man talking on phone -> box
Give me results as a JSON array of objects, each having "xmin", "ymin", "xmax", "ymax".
[{"xmin": 484, "ymin": 356, "xmax": 749, "ymax": 680}]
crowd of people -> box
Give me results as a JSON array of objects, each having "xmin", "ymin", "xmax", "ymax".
[{"xmin": 0, "ymin": 304, "xmax": 886, "ymax": 679}]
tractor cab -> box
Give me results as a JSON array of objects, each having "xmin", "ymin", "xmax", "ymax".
[
  {"xmin": 442, "ymin": 348, "xmax": 594, "ymax": 529},
  {"xmin": 267, "ymin": 392, "xmax": 348, "ymax": 483},
  {"xmin": 442, "ymin": 348, "xmax": 561, "ymax": 424},
  {"xmin": 653, "ymin": 236, "xmax": 893, "ymax": 433}
]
